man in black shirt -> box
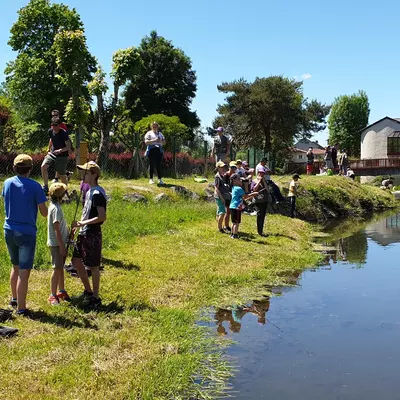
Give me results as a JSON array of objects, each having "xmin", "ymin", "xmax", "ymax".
[
  {"xmin": 72, "ymin": 161, "xmax": 107, "ymax": 307},
  {"xmin": 212, "ymin": 127, "xmax": 231, "ymax": 163},
  {"xmin": 41, "ymin": 117, "xmax": 72, "ymax": 194}
]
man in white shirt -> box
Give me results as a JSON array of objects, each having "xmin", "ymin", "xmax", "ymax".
[{"xmin": 144, "ymin": 122, "xmax": 166, "ymax": 185}]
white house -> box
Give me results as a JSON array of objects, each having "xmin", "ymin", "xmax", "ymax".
[{"xmin": 361, "ymin": 116, "xmax": 400, "ymax": 159}]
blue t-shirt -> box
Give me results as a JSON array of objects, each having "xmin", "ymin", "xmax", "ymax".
[
  {"xmin": 230, "ymin": 186, "xmax": 245, "ymax": 209},
  {"xmin": 2, "ymin": 176, "xmax": 47, "ymax": 236}
]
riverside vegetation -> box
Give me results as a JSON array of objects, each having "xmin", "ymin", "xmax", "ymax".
[{"xmin": 0, "ymin": 176, "xmax": 397, "ymax": 400}]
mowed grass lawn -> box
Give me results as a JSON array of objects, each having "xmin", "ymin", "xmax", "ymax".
[{"xmin": 0, "ymin": 177, "xmax": 321, "ymax": 400}]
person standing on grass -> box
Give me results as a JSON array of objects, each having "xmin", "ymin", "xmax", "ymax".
[
  {"xmin": 306, "ymin": 147, "xmax": 314, "ymax": 175},
  {"xmin": 145, "ymin": 121, "xmax": 165, "ymax": 185},
  {"xmin": 41, "ymin": 117, "xmax": 72, "ymax": 195},
  {"xmin": 2, "ymin": 154, "xmax": 48, "ymax": 316},
  {"xmin": 229, "ymin": 173, "xmax": 259, "ymax": 239},
  {"xmin": 331, "ymin": 143, "xmax": 339, "ymax": 173},
  {"xmin": 214, "ymin": 161, "xmax": 231, "ymax": 233},
  {"xmin": 288, "ymin": 174, "xmax": 301, "ymax": 218},
  {"xmin": 338, "ymin": 149, "xmax": 349, "ymax": 176},
  {"xmin": 71, "ymin": 161, "xmax": 107, "ymax": 307},
  {"xmin": 47, "ymin": 182, "xmax": 71, "ymax": 305},
  {"xmin": 251, "ymin": 166, "xmax": 269, "ymax": 237}
]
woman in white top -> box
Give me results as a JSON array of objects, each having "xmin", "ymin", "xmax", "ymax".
[{"xmin": 144, "ymin": 122, "xmax": 166, "ymax": 185}]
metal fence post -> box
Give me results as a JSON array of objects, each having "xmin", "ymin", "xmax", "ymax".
[
  {"xmin": 173, "ymin": 136, "xmax": 177, "ymax": 178},
  {"xmin": 204, "ymin": 140, "xmax": 208, "ymax": 177}
]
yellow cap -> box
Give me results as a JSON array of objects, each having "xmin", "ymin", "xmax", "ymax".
[
  {"xmin": 13, "ymin": 154, "xmax": 33, "ymax": 168},
  {"xmin": 216, "ymin": 161, "xmax": 226, "ymax": 168},
  {"xmin": 236, "ymin": 159, "xmax": 242, "ymax": 164},
  {"xmin": 49, "ymin": 182, "xmax": 67, "ymax": 198},
  {"xmin": 76, "ymin": 161, "xmax": 101, "ymax": 177},
  {"xmin": 229, "ymin": 161, "xmax": 237, "ymax": 168}
]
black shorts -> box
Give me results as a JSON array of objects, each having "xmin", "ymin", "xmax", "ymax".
[
  {"xmin": 230, "ymin": 208, "xmax": 242, "ymax": 224},
  {"xmin": 72, "ymin": 232, "xmax": 102, "ymax": 267}
]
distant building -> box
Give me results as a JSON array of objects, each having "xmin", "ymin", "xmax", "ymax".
[
  {"xmin": 289, "ymin": 147, "xmax": 325, "ymax": 163},
  {"xmin": 294, "ymin": 138, "xmax": 325, "ymax": 151},
  {"xmin": 361, "ymin": 116, "xmax": 400, "ymax": 159}
]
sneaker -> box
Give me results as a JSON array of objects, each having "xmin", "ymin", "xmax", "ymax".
[
  {"xmin": 258, "ymin": 232, "xmax": 268, "ymax": 237},
  {"xmin": 9, "ymin": 298, "xmax": 17, "ymax": 308},
  {"xmin": 42, "ymin": 185, "xmax": 49, "ymax": 195},
  {"xmin": 230, "ymin": 234, "xmax": 239, "ymax": 239},
  {"xmin": 149, "ymin": 179, "xmax": 155, "ymax": 185},
  {"xmin": 48, "ymin": 295, "xmax": 59, "ymax": 306},
  {"xmin": 81, "ymin": 290, "xmax": 93, "ymax": 299},
  {"xmin": 158, "ymin": 179, "xmax": 164, "ymax": 185},
  {"xmin": 89, "ymin": 297, "xmax": 102, "ymax": 308},
  {"xmin": 16, "ymin": 309, "xmax": 32, "ymax": 317},
  {"xmin": 57, "ymin": 290, "xmax": 71, "ymax": 302},
  {"xmin": 224, "ymin": 226, "xmax": 231, "ymax": 232},
  {"xmin": 250, "ymin": 211, "xmax": 258, "ymax": 216},
  {"xmin": 219, "ymin": 228, "xmax": 225, "ymax": 234}
]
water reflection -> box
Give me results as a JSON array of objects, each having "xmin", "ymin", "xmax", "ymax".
[{"xmin": 365, "ymin": 212, "xmax": 400, "ymax": 246}]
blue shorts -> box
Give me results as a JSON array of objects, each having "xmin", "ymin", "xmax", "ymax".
[
  {"xmin": 215, "ymin": 198, "xmax": 227, "ymax": 215},
  {"xmin": 4, "ymin": 229, "xmax": 36, "ymax": 270}
]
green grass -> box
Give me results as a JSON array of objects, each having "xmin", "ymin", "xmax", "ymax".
[{"xmin": 0, "ymin": 176, "xmax": 394, "ymax": 399}]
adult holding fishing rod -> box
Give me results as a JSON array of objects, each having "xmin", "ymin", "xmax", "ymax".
[{"xmin": 41, "ymin": 117, "xmax": 72, "ymax": 195}]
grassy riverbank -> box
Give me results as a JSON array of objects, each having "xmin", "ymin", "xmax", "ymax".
[{"xmin": 0, "ymin": 176, "xmax": 396, "ymax": 399}]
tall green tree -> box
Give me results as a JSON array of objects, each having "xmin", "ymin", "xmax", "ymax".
[
  {"xmin": 328, "ymin": 90, "xmax": 369, "ymax": 156},
  {"xmin": 124, "ymin": 31, "xmax": 199, "ymax": 129},
  {"xmin": 5, "ymin": 0, "xmax": 89, "ymax": 127},
  {"xmin": 215, "ymin": 76, "xmax": 330, "ymax": 157}
]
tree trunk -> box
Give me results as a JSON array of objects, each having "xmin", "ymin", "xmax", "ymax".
[{"xmin": 263, "ymin": 125, "xmax": 271, "ymax": 156}]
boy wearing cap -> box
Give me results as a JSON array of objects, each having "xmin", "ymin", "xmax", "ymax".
[
  {"xmin": 288, "ymin": 174, "xmax": 301, "ymax": 218},
  {"xmin": 2, "ymin": 154, "xmax": 48, "ymax": 315},
  {"xmin": 47, "ymin": 182, "xmax": 70, "ymax": 305},
  {"xmin": 212, "ymin": 127, "xmax": 231, "ymax": 163},
  {"xmin": 72, "ymin": 161, "xmax": 107, "ymax": 307}
]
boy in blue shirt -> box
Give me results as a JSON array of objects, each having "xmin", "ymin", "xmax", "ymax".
[
  {"xmin": 229, "ymin": 173, "xmax": 259, "ymax": 239},
  {"xmin": 2, "ymin": 154, "xmax": 48, "ymax": 315}
]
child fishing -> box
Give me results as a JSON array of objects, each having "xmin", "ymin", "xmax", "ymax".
[{"xmin": 288, "ymin": 174, "xmax": 301, "ymax": 218}]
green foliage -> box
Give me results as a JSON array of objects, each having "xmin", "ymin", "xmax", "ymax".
[
  {"xmin": 215, "ymin": 76, "xmax": 330, "ymax": 156},
  {"xmin": 328, "ymin": 90, "xmax": 370, "ymax": 156},
  {"xmin": 124, "ymin": 31, "xmax": 199, "ymax": 129},
  {"xmin": 134, "ymin": 114, "xmax": 190, "ymax": 150},
  {"xmin": 5, "ymin": 0, "xmax": 85, "ymax": 126}
]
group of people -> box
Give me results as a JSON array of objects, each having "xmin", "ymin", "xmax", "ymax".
[
  {"xmin": 2, "ymin": 154, "xmax": 107, "ymax": 316},
  {"xmin": 213, "ymin": 157, "xmax": 300, "ymax": 238}
]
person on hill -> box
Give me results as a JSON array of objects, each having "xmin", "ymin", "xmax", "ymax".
[
  {"xmin": 306, "ymin": 147, "xmax": 314, "ymax": 175},
  {"xmin": 71, "ymin": 161, "xmax": 107, "ymax": 307},
  {"xmin": 288, "ymin": 174, "xmax": 301, "ymax": 218},
  {"xmin": 251, "ymin": 166, "xmax": 269, "ymax": 237},
  {"xmin": 212, "ymin": 127, "xmax": 231, "ymax": 163},
  {"xmin": 47, "ymin": 182, "xmax": 70, "ymax": 306},
  {"xmin": 41, "ymin": 117, "xmax": 72, "ymax": 195},
  {"xmin": 331, "ymin": 143, "xmax": 339, "ymax": 173},
  {"xmin": 338, "ymin": 149, "xmax": 349, "ymax": 176},
  {"xmin": 381, "ymin": 177, "xmax": 394, "ymax": 190},
  {"xmin": 346, "ymin": 168, "xmax": 355, "ymax": 180},
  {"xmin": 214, "ymin": 161, "xmax": 232, "ymax": 233},
  {"xmin": 324, "ymin": 146, "xmax": 334, "ymax": 171},
  {"xmin": 2, "ymin": 154, "xmax": 48, "ymax": 316},
  {"xmin": 229, "ymin": 173, "xmax": 259, "ymax": 239},
  {"xmin": 145, "ymin": 121, "xmax": 165, "ymax": 185}
]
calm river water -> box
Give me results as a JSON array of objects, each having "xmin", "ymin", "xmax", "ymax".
[{"xmin": 213, "ymin": 211, "xmax": 400, "ymax": 399}]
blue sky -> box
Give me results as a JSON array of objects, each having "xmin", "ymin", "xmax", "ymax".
[{"xmin": 1, "ymin": 0, "xmax": 400, "ymax": 145}]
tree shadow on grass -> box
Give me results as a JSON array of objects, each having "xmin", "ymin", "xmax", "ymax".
[
  {"xmin": 102, "ymin": 257, "xmax": 140, "ymax": 271},
  {"xmin": 26, "ymin": 310, "xmax": 97, "ymax": 329}
]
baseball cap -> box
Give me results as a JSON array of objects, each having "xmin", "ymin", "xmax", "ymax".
[
  {"xmin": 13, "ymin": 154, "xmax": 33, "ymax": 168},
  {"xmin": 229, "ymin": 161, "xmax": 237, "ymax": 168},
  {"xmin": 242, "ymin": 161, "xmax": 248, "ymax": 167},
  {"xmin": 236, "ymin": 159, "xmax": 242, "ymax": 164},
  {"xmin": 77, "ymin": 161, "xmax": 101, "ymax": 177},
  {"xmin": 258, "ymin": 166, "xmax": 266, "ymax": 173},
  {"xmin": 216, "ymin": 127, "xmax": 224, "ymax": 132},
  {"xmin": 49, "ymin": 182, "xmax": 67, "ymax": 198},
  {"xmin": 216, "ymin": 161, "xmax": 226, "ymax": 168},
  {"xmin": 292, "ymin": 174, "xmax": 301, "ymax": 179}
]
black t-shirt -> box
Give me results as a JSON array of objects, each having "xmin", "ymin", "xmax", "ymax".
[
  {"xmin": 214, "ymin": 135, "xmax": 229, "ymax": 154},
  {"xmin": 331, "ymin": 147, "xmax": 337, "ymax": 162},
  {"xmin": 79, "ymin": 186, "xmax": 107, "ymax": 235},
  {"xmin": 48, "ymin": 128, "xmax": 70, "ymax": 157},
  {"xmin": 306, "ymin": 152, "xmax": 314, "ymax": 165},
  {"xmin": 214, "ymin": 173, "xmax": 231, "ymax": 197}
]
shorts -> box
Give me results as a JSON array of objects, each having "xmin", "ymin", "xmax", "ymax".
[
  {"xmin": 215, "ymin": 197, "xmax": 227, "ymax": 215},
  {"xmin": 306, "ymin": 164, "xmax": 313, "ymax": 173},
  {"xmin": 50, "ymin": 246, "xmax": 66, "ymax": 269},
  {"xmin": 4, "ymin": 229, "xmax": 36, "ymax": 270},
  {"xmin": 72, "ymin": 232, "xmax": 102, "ymax": 267},
  {"xmin": 42, "ymin": 154, "xmax": 68, "ymax": 175},
  {"xmin": 230, "ymin": 209, "xmax": 242, "ymax": 224}
]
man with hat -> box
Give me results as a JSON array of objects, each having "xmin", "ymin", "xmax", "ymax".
[
  {"xmin": 212, "ymin": 127, "xmax": 231, "ymax": 163},
  {"xmin": 2, "ymin": 154, "xmax": 48, "ymax": 315},
  {"xmin": 71, "ymin": 161, "xmax": 107, "ymax": 307}
]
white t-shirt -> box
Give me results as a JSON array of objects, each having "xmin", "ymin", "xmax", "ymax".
[
  {"xmin": 145, "ymin": 130, "xmax": 165, "ymax": 148},
  {"xmin": 288, "ymin": 180, "xmax": 299, "ymax": 197},
  {"xmin": 47, "ymin": 202, "xmax": 68, "ymax": 246}
]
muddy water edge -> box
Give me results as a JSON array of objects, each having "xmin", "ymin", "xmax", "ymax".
[{"xmin": 209, "ymin": 211, "xmax": 400, "ymax": 400}]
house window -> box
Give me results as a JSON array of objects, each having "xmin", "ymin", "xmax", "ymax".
[
  {"xmin": 299, "ymin": 155, "xmax": 303, "ymax": 159},
  {"xmin": 387, "ymin": 137, "xmax": 400, "ymax": 155}
]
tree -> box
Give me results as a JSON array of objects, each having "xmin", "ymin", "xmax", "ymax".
[
  {"xmin": 134, "ymin": 114, "xmax": 189, "ymax": 151},
  {"xmin": 215, "ymin": 76, "xmax": 330, "ymax": 159},
  {"xmin": 328, "ymin": 90, "xmax": 369, "ymax": 156},
  {"xmin": 5, "ymin": 0, "xmax": 88, "ymax": 127},
  {"xmin": 88, "ymin": 47, "xmax": 141, "ymax": 167},
  {"xmin": 124, "ymin": 31, "xmax": 199, "ymax": 129}
]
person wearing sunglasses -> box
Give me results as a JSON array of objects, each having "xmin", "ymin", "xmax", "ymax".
[{"xmin": 41, "ymin": 117, "xmax": 72, "ymax": 195}]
